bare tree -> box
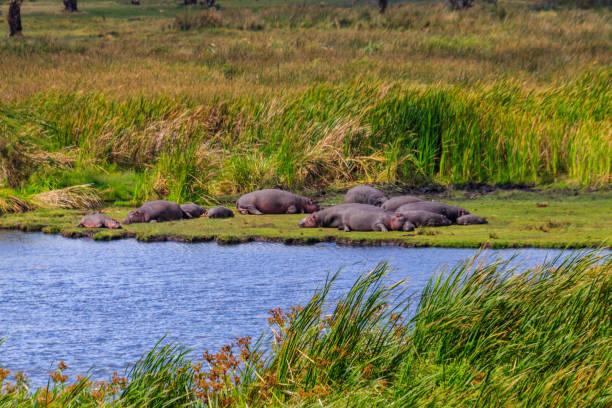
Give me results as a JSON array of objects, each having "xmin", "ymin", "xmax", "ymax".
[
  {"xmin": 449, "ymin": 0, "xmax": 474, "ymax": 9},
  {"xmin": 378, "ymin": 0, "xmax": 388, "ymax": 13},
  {"xmin": 63, "ymin": 0, "xmax": 78, "ymax": 12},
  {"xmin": 8, "ymin": 0, "xmax": 22, "ymax": 36}
]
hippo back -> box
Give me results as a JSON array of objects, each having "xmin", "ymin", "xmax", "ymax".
[
  {"xmin": 381, "ymin": 195, "xmax": 423, "ymax": 211},
  {"xmin": 396, "ymin": 201, "xmax": 468, "ymax": 222},
  {"xmin": 207, "ymin": 206, "xmax": 234, "ymax": 218},
  {"xmin": 344, "ymin": 185, "xmax": 388, "ymax": 206}
]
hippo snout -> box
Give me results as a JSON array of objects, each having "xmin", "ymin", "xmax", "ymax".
[{"xmin": 299, "ymin": 214, "xmax": 317, "ymax": 228}]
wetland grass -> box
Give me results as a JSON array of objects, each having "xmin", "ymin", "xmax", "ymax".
[
  {"xmin": 0, "ymin": 1, "xmax": 610, "ymax": 204},
  {"xmin": 1, "ymin": 252, "xmax": 610, "ymax": 406}
]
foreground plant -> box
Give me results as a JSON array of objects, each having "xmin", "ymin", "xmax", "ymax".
[{"xmin": 1, "ymin": 251, "xmax": 610, "ymax": 406}]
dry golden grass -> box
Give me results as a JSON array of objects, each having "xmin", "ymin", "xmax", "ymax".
[
  {"xmin": 0, "ymin": 2, "xmax": 610, "ymax": 102},
  {"xmin": 32, "ymin": 185, "xmax": 102, "ymax": 210}
]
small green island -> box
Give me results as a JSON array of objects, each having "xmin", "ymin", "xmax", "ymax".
[{"xmin": 1, "ymin": 190, "xmax": 611, "ymax": 248}]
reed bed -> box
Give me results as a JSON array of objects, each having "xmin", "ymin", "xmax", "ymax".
[
  {"xmin": 0, "ymin": 194, "xmax": 35, "ymax": 215},
  {"xmin": 1, "ymin": 68, "xmax": 610, "ymax": 204},
  {"xmin": 31, "ymin": 184, "xmax": 102, "ymax": 210},
  {"xmin": 1, "ymin": 251, "xmax": 610, "ymax": 406}
]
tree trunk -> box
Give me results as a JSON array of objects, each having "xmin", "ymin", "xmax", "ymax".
[
  {"xmin": 8, "ymin": 0, "xmax": 22, "ymax": 37},
  {"xmin": 63, "ymin": 0, "xmax": 78, "ymax": 12},
  {"xmin": 378, "ymin": 0, "xmax": 388, "ymax": 13}
]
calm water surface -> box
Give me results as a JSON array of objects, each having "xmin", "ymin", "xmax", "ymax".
[{"xmin": 0, "ymin": 231, "xmax": 584, "ymax": 386}]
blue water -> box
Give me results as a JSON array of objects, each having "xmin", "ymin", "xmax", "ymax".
[{"xmin": 0, "ymin": 231, "xmax": 589, "ymax": 387}]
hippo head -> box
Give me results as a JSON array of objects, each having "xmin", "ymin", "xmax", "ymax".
[
  {"xmin": 123, "ymin": 209, "xmax": 146, "ymax": 224},
  {"xmin": 374, "ymin": 196, "xmax": 389, "ymax": 207},
  {"xmin": 105, "ymin": 218, "xmax": 122, "ymax": 229},
  {"xmin": 388, "ymin": 214, "xmax": 407, "ymax": 231},
  {"xmin": 305, "ymin": 199, "xmax": 321, "ymax": 213},
  {"xmin": 298, "ymin": 214, "xmax": 317, "ymax": 228}
]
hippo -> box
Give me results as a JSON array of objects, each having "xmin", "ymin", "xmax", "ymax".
[
  {"xmin": 181, "ymin": 203, "xmax": 206, "ymax": 219},
  {"xmin": 206, "ymin": 206, "xmax": 234, "ymax": 218},
  {"xmin": 123, "ymin": 200, "xmax": 185, "ymax": 224},
  {"xmin": 236, "ymin": 189, "xmax": 320, "ymax": 215},
  {"xmin": 456, "ymin": 214, "xmax": 488, "ymax": 225},
  {"xmin": 338, "ymin": 208, "xmax": 407, "ymax": 232},
  {"xmin": 396, "ymin": 201, "xmax": 469, "ymax": 223},
  {"xmin": 298, "ymin": 203, "xmax": 380, "ymax": 228},
  {"xmin": 77, "ymin": 213, "xmax": 122, "ymax": 229},
  {"xmin": 394, "ymin": 210, "xmax": 452, "ymax": 227},
  {"xmin": 381, "ymin": 195, "xmax": 423, "ymax": 212},
  {"xmin": 343, "ymin": 185, "xmax": 388, "ymax": 207}
]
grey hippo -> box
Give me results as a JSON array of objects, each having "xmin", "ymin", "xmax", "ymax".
[
  {"xmin": 206, "ymin": 206, "xmax": 234, "ymax": 218},
  {"xmin": 236, "ymin": 189, "xmax": 320, "ymax": 215},
  {"xmin": 298, "ymin": 203, "xmax": 380, "ymax": 228},
  {"xmin": 338, "ymin": 207, "xmax": 409, "ymax": 232},
  {"xmin": 381, "ymin": 195, "xmax": 423, "ymax": 211},
  {"xmin": 394, "ymin": 210, "xmax": 452, "ymax": 227},
  {"xmin": 344, "ymin": 185, "xmax": 388, "ymax": 206},
  {"xmin": 181, "ymin": 203, "xmax": 207, "ymax": 219},
  {"xmin": 456, "ymin": 214, "xmax": 488, "ymax": 225},
  {"xmin": 123, "ymin": 200, "xmax": 185, "ymax": 224},
  {"xmin": 396, "ymin": 201, "xmax": 469, "ymax": 223},
  {"xmin": 77, "ymin": 213, "xmax": 122, "ymax": 229}
]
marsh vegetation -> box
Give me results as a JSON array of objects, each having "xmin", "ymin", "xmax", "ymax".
[{"xmin": 1, "ymin": 251, "xmax": 610, "ymax": 406}]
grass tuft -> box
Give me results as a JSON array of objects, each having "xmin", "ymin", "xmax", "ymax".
[{"xmin": 31, "ymin": 184, "xmax": 102, "ymax": 210}]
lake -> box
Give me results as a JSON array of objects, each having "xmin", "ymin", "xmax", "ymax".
[{"xmin": 0, "ymin": 231, "xmax": 588, "ymax": 387}]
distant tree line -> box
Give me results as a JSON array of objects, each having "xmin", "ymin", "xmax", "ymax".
[{"xmin": 5, "ymin": 0, "xmax": 612, "ymax": 37}]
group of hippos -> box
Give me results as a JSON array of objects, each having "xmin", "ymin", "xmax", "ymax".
[{"xmin": 77, "ymin": 185, "xmax": 487, "ymax": 232}]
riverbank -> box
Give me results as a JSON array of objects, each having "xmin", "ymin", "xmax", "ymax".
[
  {"xmin": 1, "ymin": 190, "xmax": 610, "ymax": 248},
  {"xmin": 2, "ymin": 252, "xmax": 610, "ymax": 406}
]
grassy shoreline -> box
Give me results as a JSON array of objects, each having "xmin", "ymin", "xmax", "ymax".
[
  {"xmin": 1, "ymin": 190, "xmax": 610, "ymax": 248},
  {"xmin": 2, "ymin": 252, "xmax": 611, "ymax": 406}
]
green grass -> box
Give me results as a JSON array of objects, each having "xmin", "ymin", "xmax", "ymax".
[
  {"xmin": 1, "ymin": 190, "xmax": 610, "ymax": 248},
  {"xmin": 2, "ymin": 251, "xmax": 611, "ymax": 406},
  {"xmin": 1, "ymin": 1, "xmax": 611, "ymax": 202}
]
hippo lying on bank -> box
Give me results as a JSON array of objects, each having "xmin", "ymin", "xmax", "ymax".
[
  {"xmin": 298, "ymin": 204, "xmax": 378, "ymax": 228},
  {"xmin": 396, "ymin": 202, "xmax": 469, "ymax": 223},
  {"xmin": 339, "ymin": 207, "xmax": 410, "ymax": 232},
  {"xmin": 123, "ymin": 200, "xmax": 185, "ymax": 224},
  {"xmin": 381, "ymin": 195, "xmax": 423, "ymax": 212},
  {"xmin": 344, "ymin": 185, "xmax": 388, "ymax": 206},
  {"xmin": 395, "ymin": 210, "xmax": 452, "ymax": 227},
  {"xmin": 77, "ymin": 213, "xmax": 122, "ymax": 229},
  {"xmin": 181, "ymin": 203, "xmax": 206, "ymax": 219},
  {"xmin": 456, "ymin": 214, "xmax": 488, "ymax": 225},
  {"xmin": 206, "ymin": 206, "xmax": 234, "ymax": 218},
  {"xmin": 236, "ymin": 189, "xmax": 320, "ymax": 215}
]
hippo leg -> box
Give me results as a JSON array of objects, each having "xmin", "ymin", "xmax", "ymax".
[
  {"xmin": 341, "ymin": 224, "xmax": 351, "ymax": 232},
  {"xmin": 149, "ymin": 220, "xmax": 158, "ymax": 223},
  {"xmin": 375, "ymin": 223, "xmax": 388, "ymax": 232},
  {"xmin": 286, "ymin": 205, "xmax": 298, "ymax": 214},
  {"xmin": 244, "ymin": 206, "xmax": 264, "ymax": 215}
]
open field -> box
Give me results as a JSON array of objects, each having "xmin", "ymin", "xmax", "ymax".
[
  {"xmin": 1, "ymin": 0, "xmax": 611, "ymax": 204},
  {"xmin": 1, "ymin": 190, "xmax": 610, "ymax": 248},
  {"xmin": 1, "ymin": 252, "xmax": 611, "ymax": 406}
]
